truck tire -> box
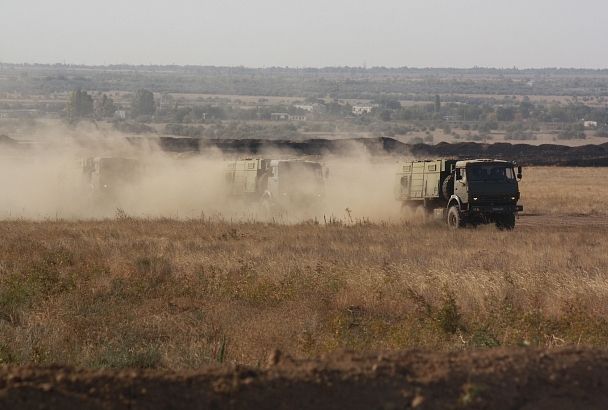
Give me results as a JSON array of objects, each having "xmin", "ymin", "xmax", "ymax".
[
  {"xmin": 447, "ymin": 205, "xmax": 463, "ymax": 229},
  {"xmin": 495, "ymin": 213, "xmax": 516, "ymax": 230},
  {"xmin": 401, "ymin": 201, "xmax": 416, "ymax": 216},
  {"xmin": 441, "ymin": 174, "xmax": 454, "ymax": 201},
  {"xmin": 257, "ymin": 191, "xmax": 273, "ymax": 219}
]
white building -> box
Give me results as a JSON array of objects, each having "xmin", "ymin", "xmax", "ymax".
[
  {"xmin": 270, "ymin": 113, "xmax": 290, "ymax": 121},
  {"xmin": 114, "ymin": 110, "xmax": 127, "ymax": 120},
  {"xmin": 583, "ymin": 120, "xmax": 598, "ymax": 129},
  {"xmin": 294, "ymin": 104, "xmax": 315, "ymax": 112},
  {"xmin": 352, "ymin": 105, "xmax": 374, "ymax": 115}
]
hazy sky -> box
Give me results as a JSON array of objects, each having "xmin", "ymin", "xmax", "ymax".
[{"xmin": 1, "ymin": 0, "xmax": 606, "ymax": 68}]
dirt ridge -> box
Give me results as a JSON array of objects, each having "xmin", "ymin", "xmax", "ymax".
[
  {"xmin": 4, "ymin": 135, "xmax": 608, "ymax": 166},
  {"xmin": 2, "ymin": 348, "xmax": 607, "ymax": 409},
  {"xmin": 154, "ymin": 137, "xmax": 608, "ymax": 166}
]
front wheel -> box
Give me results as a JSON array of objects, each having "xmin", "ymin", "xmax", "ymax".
[{"xmin": 447, "ymin": 206, "xmax": 464, "ymax": 229}]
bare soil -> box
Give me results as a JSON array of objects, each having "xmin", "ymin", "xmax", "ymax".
[
  {"xmin": 1, "ymin": 348, "xmax": 607, "ymax": 409},
  {"xmin": 518, "ymin": 213, "xmax": 608, "ymax": 227}
]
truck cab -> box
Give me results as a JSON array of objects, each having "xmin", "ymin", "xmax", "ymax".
[
  {"xmin": 395, "ymin": 158, "xmax": 523, "ymax": 229},
  {"xmin": 449, "ymin": 159, "xmax": 523, "ymax": 229}
]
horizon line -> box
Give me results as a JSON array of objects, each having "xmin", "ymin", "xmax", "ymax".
[{"xmin": 1, "ymin": 62, "xmax": 608, "ymax": 71}]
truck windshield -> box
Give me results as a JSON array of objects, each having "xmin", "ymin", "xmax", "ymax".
[{"xmin": 467, "ymin": 165, "xmax": 515, "ymax": 182}]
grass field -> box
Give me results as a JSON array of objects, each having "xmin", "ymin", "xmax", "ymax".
[
  {"xmin": 0, "ymin": 167, "xmax": 606, "ymax": 370},
  {"xmin": 521, "ymin": 167, "xmax": 608, "ymax": 215},
  {"xmin": 0, "ymin": 220, "xmax": 607, "ymax": 369}
]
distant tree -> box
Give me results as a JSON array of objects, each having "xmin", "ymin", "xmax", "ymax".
[
  {"xmin": 131, "ymin": 89, "xmax": 156, "ymax": 117},
  {"xmin": 374, "ymin": 97, "xmax": 401, "ymax": 110},
  {"xmin": 434, "ymin": 95, "xmax": 441, "ymax": 113},
  {"xmin": 479, "ymin": 120, "xmax": 498, "ymax": 132},
  {"xmin": 558, "ymin": 123, "xmax": 586, "ymax": 140},
  {"xmin": 66, "ymin": 89, "xmax": 94, "ymax": 121},
  {"xmin": 95, "ymin": 94, "xmax": 117, "ymax": 118},
  {"xmin": 496, "ymin": 106, "xmax": 516, "ymax": 122},
  {"xmin": 460, "ymin": 104, "xmax": 483, "ymax": 121},
  {"xmin": 380, "ymin": 110, "xmax": 392, "ymax": 121},
  {"xmin": 519, "ymin": 98, "xmax": 533, "ymax": 119},
  {"xmin": 325, "ymin": 101, "xmax": 352, "ymax": 117},
  {"xmin": 173, "ymin": 107, "xmax": 192, "ymax": 123},
  {"xmin": 200, "ymin": 105, "xmax": 226, "ymax": 120}
]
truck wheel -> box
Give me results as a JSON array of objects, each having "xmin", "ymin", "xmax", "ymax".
[
  {"xmin": 415, "ymin": 205, "xmax": 428, "ymax": 221},
  {"xmin": 257, "ymin": 192, "xmax": 273, "ymax": 219},
  {"xmin": 401, "ymin": 202, "xmax": 416, "ymax": 216},
  {"xmin": 441, "ymin": 174, "xmax": 454, "ymax": 201},
  {"xmin": 447, "ymin": 206, "xmax": 463, "ymax": 229},
  {"xmin": 495, "ymin": 213, "xmax": 516, "ymax": 230}
]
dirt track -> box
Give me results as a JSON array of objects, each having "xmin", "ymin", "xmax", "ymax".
[
  {"xmin": 518, "ymin": 213, "xmax": 608, "ymax": 227},
  {"xmin": 2, "ymin": 348, "xmax": 607, "ymax": 410}
]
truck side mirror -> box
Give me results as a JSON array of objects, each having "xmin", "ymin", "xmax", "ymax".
[
  {"xmin": 517, "ymin": 166, "xmax": 522, "ymax": 180},
  {"xmin": 455, "ymin": 169, "xmax": 462, "ymax": 181}
]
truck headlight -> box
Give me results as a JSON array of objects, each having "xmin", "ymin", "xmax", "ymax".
[
  {"xmin": 511, "ymin": 197, "xmax": 516, "ymax": 201},
  {"xmin": 473, "ymin": 197, "xmax": 478, "ymax": 201}
]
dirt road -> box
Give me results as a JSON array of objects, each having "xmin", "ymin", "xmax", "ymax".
[
  {"xmin": 518, "ymin": 213, "xmax": 608, "ymax": 227},
  {"xmin": 1, "ymin": 348, "xmax": 607, "ymax": 410}
]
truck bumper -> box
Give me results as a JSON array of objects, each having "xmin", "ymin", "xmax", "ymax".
[{"xmin": 469, "ymin": 204, "xmax": 522, "ymax": 214}]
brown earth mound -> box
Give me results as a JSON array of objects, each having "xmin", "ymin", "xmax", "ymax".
[
  {"xmin": 4, "ymin": 134, "xmax": 608, "ymax": 165},
  {"xmin": 0, "ymin": 135, "xmax": 19, "ymax": 146},
  {"xmin": 2, "ymin": 348, "xmax": 607, "ymax": 409},
  {"xmin": 155, "ymin": 137, "xmax": 608, "ymax": 166}
]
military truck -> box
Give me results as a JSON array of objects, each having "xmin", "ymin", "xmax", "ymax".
[
  {"xmin": 82, "ymin": 157, "xmax": 142, "ymax": 197},
  {"xmin": 224, "ymin": 158, "xmax": 325, "ymax": 214},
  {"xmin": 395, "ymin": 159, "xmax": 523, "ymax": 229}
]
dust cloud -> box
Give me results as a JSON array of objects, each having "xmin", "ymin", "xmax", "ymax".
[{"xmin": 0, "ymin": 126, "xmax": 408, "ymax": 222}]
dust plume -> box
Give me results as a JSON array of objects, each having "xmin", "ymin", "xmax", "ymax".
[
  {"xmin": 320, "ymin": 142, "xmax": 404, "ymax": 223},
  {"xmin": 0, "ymin": 125, "xmax": 409, "ymax": 222}
]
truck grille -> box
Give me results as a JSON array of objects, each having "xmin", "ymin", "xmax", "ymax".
[{"xmin": 474, "ymin": 195, "xmax": 515, "ymax": 205}]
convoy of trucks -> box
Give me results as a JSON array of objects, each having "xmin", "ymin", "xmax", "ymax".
[{"xmin": 81, "ymin": 155, "xmax": 523, "ymax": 229}]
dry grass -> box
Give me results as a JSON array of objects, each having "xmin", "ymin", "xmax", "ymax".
[
  {"xmin": 0, "ymin": 167, "xmax": 606, "ymax": 369},
  {"xmin": 520, "ymin": 167, "xmax": 608, "ymax": 216},
  {"xmin": 0, "ymin": 218, "xmax": 607, "ymax": 369}
]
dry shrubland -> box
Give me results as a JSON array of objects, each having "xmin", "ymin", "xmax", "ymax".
[{"xmin": 0, "ymin": 218, "xmax": 607, "ymax": 369}]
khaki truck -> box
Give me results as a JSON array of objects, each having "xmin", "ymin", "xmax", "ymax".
[
  {"xmin": 395, "ymin": 159, "xmax": 523, "ymax": 229},
  {"xmin": 224, "ymin": 158, "xmax": 325, "ymax": 214},
  {"xmin": 82, "ymin": 157, "xmax": 142, "ymax": 198}
]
